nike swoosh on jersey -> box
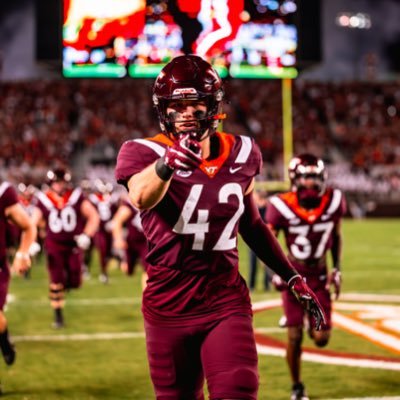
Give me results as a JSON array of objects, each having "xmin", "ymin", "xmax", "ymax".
[{"xmin": 229, "ymin": 166, "xmax": 243, "ymax": 173}]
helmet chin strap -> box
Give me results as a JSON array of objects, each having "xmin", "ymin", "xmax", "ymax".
[{"xmin": 166, "ymin": 111, "xmax": 213, "ymax": 142}]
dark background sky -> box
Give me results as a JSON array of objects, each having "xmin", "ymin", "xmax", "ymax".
[{"xmin": 1, "ymin": 0, "xmax": 400, "ymax": 81}]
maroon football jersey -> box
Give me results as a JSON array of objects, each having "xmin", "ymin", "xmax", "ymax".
[
  {"xmin": 116, "ymin": 132, "xmax": 261, "ymax": 325},
  {"xmin": 0, "ymin": 182, "xmax": 19, "ymax": 266},
  {"xmin": 89, "ymin": 192, "xmax": 119, "ymax": 232},
  {"xmin": 121, "ymin": 198, "xmax": 145, "ymax": 240},
  {"xmin": 34, "ymin": 188, "xmax": 87, "ymax": 249},
  {"xmin": 266, "ymin": 188, "xmax": 346, "ymax": 276}
]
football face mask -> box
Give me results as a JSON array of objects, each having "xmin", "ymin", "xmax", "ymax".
[
  {"xmin": 295, "ymin": 173, "xmax": 325, "ymax": 209},
  {"xmin": 165, "ymin": 100, "xmax": 209, "ymax": 141},
  {"xmin": 288, "ymin": 154, "xmax": 327, "ymax": 209}
]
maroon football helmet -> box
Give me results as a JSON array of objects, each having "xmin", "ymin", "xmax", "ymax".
[
  {"xmin": 288, "ymin": 154, "xmax": 327, "ymax": 208},
  {"xmin": 17, "ymin": 182, "xmax": 36, "ymax": 201},
  {"xmin": 93, "ymin": 178, "xmax": 113, "ymax": 194},
  {"xmin": 152, "ymin": 55, "xmax": 225, "ymax": 141},
  {"xmin": 46, "ymin": 168, "xmax": 72, "ymax": 184}
]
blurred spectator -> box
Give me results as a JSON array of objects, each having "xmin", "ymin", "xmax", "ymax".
[{"xmin": 0, "ymin": 79, "xmax": 399, "ymax": 200}]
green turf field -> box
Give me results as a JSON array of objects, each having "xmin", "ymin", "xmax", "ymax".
[{"xmin": 3, "ymin": 219, "xmax": 400, "ymax": 399}]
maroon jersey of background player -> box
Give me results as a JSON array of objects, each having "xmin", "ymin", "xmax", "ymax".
[
  {"xmin": 121, "ymin": 198, "xmax": 149, "ymax": 274},
  {"xmin": 0, "ymin": 183, "xmax": 20, "ymax": 306},
  {"xmin": 89, "ymin": 190, "xmax": 119, "ymax": 281},
  {"xmin": 266, "ymin": 152, "xmax": 346, "ymax": 400},
  {"xmin": 267, "ymin": 188, "xmax": 346, "ymax": 277}
]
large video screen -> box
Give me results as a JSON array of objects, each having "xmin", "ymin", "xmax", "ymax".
[{"xmin": 63, "ymin": 0, "xmax": 298, "ymax": 79}]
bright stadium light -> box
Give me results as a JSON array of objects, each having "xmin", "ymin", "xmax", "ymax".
[{"xmin": 336, "ymin": 12, "xmax": 371, "ymax": 29}]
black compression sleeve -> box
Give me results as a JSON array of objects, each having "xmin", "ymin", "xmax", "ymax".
[
  {"xmin": 239, "ymin": 192, "xmax": 298, "ymax": 282},
  {"xmin": 331, "ymin": 226, "xmax": 342, "ymax": 269}
]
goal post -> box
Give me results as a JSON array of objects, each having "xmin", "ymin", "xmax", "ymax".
[{"xmin": 255, "ymin": 78, "xmax": 293, "ymax": 193}]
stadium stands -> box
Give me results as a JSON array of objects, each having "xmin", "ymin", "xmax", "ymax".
[{"xmin": 1, "ymin": 79, "xmax": 399, "ymax": 204}]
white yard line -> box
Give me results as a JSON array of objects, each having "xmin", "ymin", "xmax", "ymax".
[
  {"xmin": 13, "ymin": 331, "xmax": 145, "ymax": 342},
  {"xmin": 256, "ymin": 343, "xmax": 400, "ymax": 371},
  {"xmin": 324, "ymin": 397, "xmax": 400, "ymax": 400},
  {"xmin": 332, "ymin": 311, "xmax": 400, "ymax": 353},
  {"xmin": 7, "ymin": 294, "xmax": 142, "ymax": 306},
  {"xmin": 252, "ymin": 296, "xmax": 400, "ymax": 370},
  {"xmin": 254, "ymin": 327, "xmax": 284, "ymax": 334},
  {"xmin": 340, "ymin": 293, "xmax": 400, "ymax": 303}
]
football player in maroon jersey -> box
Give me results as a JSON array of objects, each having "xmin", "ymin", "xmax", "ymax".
[
  {"xmin": 266, "ymin": 154, "xmax": 345, "ymax": 400},
  {"xmin": 89, "ymin": 179, "xmax": 119, "ymax": 284},
  {"xmin": 115, "ymin": 55, "xmax": 326, "ymax": 400},
  {"xmin": 32, "ymin": 168, "xmax": 100, "ymax": 328},
  {"xmin": 111, "ymin": 194, "xmax": 149, "ymax": 290},
  {"xmin": 0, "ymin": 181, "xmax": 37, "ymax": 365}
]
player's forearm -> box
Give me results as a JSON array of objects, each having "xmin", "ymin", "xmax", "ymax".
[
  {"xmin": 18, "ymin": 222, "xmax": 37, "ymax": 254},
  {"xmin": 83, "ymin": 215, "xmax": 100, "ymax": 238},
  {"xmin": 80, "ymin": 200, "xmax": 100, "ymax": 238},
  {"xmin": 239, "ymin": 194, "xmax": 298, "ymax": 282},
  {"xmin": 111, "ymin": 221, "xmax": 125, "ymax": 246},
  {"xmin": 331, "ymin": 230, "xmax": 342, "ymax": 269},
  {"xmin": 127, "ymin": 161, "xmax": 171, "ymax": 210}
]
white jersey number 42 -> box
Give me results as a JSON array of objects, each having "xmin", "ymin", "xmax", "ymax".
[{"xmin": 173, "ymin": 183, "xmax": 244, "ymax": 251}]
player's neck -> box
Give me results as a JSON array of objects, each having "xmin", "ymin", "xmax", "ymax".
[
  {"xmin": 200, "ymin": 136, "xmax": 211, "ymax": 160},
  {"xmin": 203, "ymin": 134, "xmax": 220, "ymax": 161}
]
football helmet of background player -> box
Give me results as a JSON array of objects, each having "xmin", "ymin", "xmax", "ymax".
[
  {"xmin": 152, "ymin": 54, "xmax": 226, "ymax": 142},
  {"xmin": 93, "ymin": 178, "xmax": 113, "ymax": 195},
  {"xmin": 79, "ymin": 178, "xmax": 93, "ymax": 194},
  {"xmin": 46, "ymin": 168, "xmax": 72, "ymax": 195},
  {"xmin": 17, "ymin": 182, "xmax": 37, "ymax": 201},
  {"xmin": 288, "ymin": 153, "xmax": 327, "ymax": 209}
]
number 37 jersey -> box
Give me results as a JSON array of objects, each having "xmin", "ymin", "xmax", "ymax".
[
  {"xmin": 115, "ymin": 132, "xmax": 261, "ymax": 323},
  {"xmin": 266, "ymin": 189, "xmax": 346, "ymax": 275}
]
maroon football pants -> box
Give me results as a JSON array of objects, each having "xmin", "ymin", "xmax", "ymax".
[
  {"xmin": 46, "ymin": 246, "xmax": 83, "ymax": 289},
  {"xmin": 144, "ymin": 313, "xmax": 259, "ymax": 400}
]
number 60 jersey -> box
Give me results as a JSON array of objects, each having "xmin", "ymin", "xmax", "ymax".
[{"xmin": 116, "ymin": 132, "xmax": 261, "ymax": 324}]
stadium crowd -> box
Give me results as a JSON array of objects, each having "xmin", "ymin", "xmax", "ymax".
[{"xmin": 1, "ymin": 79, "xmax": 399, "ymax": 196}]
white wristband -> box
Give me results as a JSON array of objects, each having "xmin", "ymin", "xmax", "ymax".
[
  {"xmin": 15, "ymin": 251, "xmax": 30, "ymax": 261},
  {"xmin": 287, "ymin": 274, "xmax": 301, "ymax": 287}
]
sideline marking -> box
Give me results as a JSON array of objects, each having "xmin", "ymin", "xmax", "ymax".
[{"xmin": 252, "ymin": 297, "xmax": 400, "ymax": 370}]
